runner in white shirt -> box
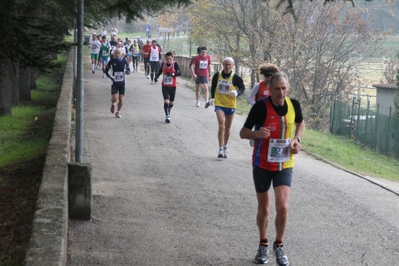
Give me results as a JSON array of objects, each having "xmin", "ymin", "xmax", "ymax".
[
  {"xmin": 149, "ymin": 40, "xmax": 162, "ymax": 84},
  {"xmin": 89, "ymin": 33, "xmax": 101, "ymax": 73}
]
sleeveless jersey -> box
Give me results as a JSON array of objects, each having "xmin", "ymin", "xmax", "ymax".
[
  {"xmin": 255, "ymin": 81, "xmax": 271, "ymax": 101},
  {"xmin": 150, "ymin": 46, "xmax": 160, "ymax": 61},
  {"xmin": 131, "ymin": 44, "xmax": 140, "ymax": 57},
  {"xmin": 253, "ymin": 97, "xmax": 296, "ymax": 171},
  {"xmin": 100, "ymin": 41, "xmax": 110, "ymax": 57},
  {"xmin": 214, "ymin": 71, "xmax": 237, "ymax": 108},
  {"xmin": 162, "ymin": 62, "xmax": 177, "ymax": 87}
]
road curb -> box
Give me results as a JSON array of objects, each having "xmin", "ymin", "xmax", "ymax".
[{"xmin": 24, "ymin": 51, "xmax": 73, "ymax": 266}]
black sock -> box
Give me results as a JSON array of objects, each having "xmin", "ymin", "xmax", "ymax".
[
  {"xmin": 168, "ymin": 104, "xmax": 174, "ymax": 114},
  {"xmin": 260, "ymin": 239, "xmax": 268, "ymax": 246},
  {"xmin": 150, "ymin": 74, "xmax": 154, "ymax": 81},
  {"xmin": 164, "ymin": 103, "xmax": 169, "ymax": 115}
]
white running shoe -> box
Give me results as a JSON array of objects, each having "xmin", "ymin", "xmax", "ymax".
[
  {"xmin": 196, "ymin": 100, "xmax": 200, "ymax": 107},
  {"xmin": 218, "ymin": 148, "xmax": 224, "ymax": 158},
  {"xmin": 115, "ymin": 111, "xmax": 121, "ymax": 118},
  {"xmin": 165, "ymin": 115, "xmax": 171, "ymax": 123},
  {"xmin": 223, "ymin": 146, "xmax": 228, "ymax": 158}
]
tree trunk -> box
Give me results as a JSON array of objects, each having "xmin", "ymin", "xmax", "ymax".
[
  {"xmin": 0, "ymin": 62, "xmax": 12, "ymax": 116},
  {"xmin": 30, "ymin": 69, "xmax": 38, "ymax": 90},
  {"xmin": 19, "ymin": 66, "xmax": 32, "ymax": 102},
  {"xmin": 9, "ymin": 61, "xmax": 20, "ymax": 106}
]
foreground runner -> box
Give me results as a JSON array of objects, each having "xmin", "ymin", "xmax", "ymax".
[
  {"xmin": 239, "ymin": 72, "xmax": 305, "ymax": 266},
  {"xmin": 154, "ymin": 52, "xmax": 182, "ymax": 123},
  {"xmin": 104, "ymin": 48, "xmax": 131, "ymax": 118},
  {"xmin": 209, "ymin": 57, "xmax": 245, "ymax": 158}
]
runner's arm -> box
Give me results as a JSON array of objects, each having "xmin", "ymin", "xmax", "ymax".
[
  {"xmin": 156, "ymin": 63, "xmax": 164, "ymax": 77},
  {"xmin": 240, "ymin": 102, "xmax": 267, "ymax": 139},
  {"xmin": 247, "ymin": 83, "xmax": 259, "ymax": 106},
  {"xmin": 105, "ymin": 61, "xmax": 113, "ymax": 81},
  {"xmin": 174, "ymin": 62, "xmax": 182, "ymax": 77},
  {"xmin": 210, "ymin": 73, "xmax": 218, "ymax": 99},
  {"xmin": 233, "ymin": 74, "xmax": 245, "ymax": 96}
]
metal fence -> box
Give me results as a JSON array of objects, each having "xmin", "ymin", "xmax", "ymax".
[{"xmin": 330, "ymin": 97, "xmax": 399, "ymax": 158}]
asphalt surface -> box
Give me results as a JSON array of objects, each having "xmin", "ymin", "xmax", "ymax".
[{"xmin": 67, "ymin": 63, "xmax": 399, "ymax": 266}]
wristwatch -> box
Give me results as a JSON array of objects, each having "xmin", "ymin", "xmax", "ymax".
[{"xmin": 295, "ymin": 137, "xmax": 301, "ymax": 143}]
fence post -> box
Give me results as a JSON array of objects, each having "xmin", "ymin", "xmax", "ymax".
[
  {"xmin": 356, "ymin": 97, "xmax": 362, "ymax": 140},
  {"xmin": 375, "ymin": 103, "xmax": 379, "ymax": 151},
  {"xmin": 386, "ymin": 106, "xmax": 392, "ymax": 156},
  {"xmin": 350, "ymin": 97, "xmax": 356, "ymax": 138},
  {"xmin": 330, "ymin": 100, "xmax": 335, "ymax": 134},
  {"xmin": 365, "ymin": 95, "xmax": 370, "ymax": 145}
]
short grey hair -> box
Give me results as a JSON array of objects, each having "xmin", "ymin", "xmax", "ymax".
[{"xmin": 269, "ymin": 72, "xmax": 289, "ymax": 88}]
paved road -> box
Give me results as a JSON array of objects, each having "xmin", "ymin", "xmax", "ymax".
[{"xmin": 67, "ymin": 64, "xmax": 399, "ymax": 266}]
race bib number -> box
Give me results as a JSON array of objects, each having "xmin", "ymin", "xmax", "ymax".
[
  {"xmin": 102, "ymin": 50, "xmax": 109, "ymax": 56},
  {"xmin": 199, "ymin": 60, "xmax": 208, "ymax": 69},
  {"xmin": 267, "ymin": 139, "xmax": 291, "ymax": 163},
  {"xmin": 164, "ymin": 75, "xmax": 173, "ymax": 85},
  {"xmin": 114, "ymin": 71, "xmax": 125, "ymax": 82},
  {"xmin": 218, "ymin": 80, "xmax": 231, "ymax": 94}
]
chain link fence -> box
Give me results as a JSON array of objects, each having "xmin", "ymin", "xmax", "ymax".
[{"xmin": 330, "ymin": 96, "xmax": 399, "ymax": 158}]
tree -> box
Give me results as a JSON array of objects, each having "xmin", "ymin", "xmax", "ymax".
[
  {"xmin": 0, "ymin": 0, "xmax": 192, "ymax": 116},
  {"xmin": 187, "ymin": 0, "xmax": 389, "ymax": 130}
]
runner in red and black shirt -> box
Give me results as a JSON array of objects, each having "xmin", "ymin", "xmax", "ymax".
[{"xmin": 154, "ymin": 52, "xmax": 181, "ymax": 123}]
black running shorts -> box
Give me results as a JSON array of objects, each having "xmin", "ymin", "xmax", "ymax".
[
  {"xmin": 162, "ymin": 87, "xmax": 176, "ymax": 101},
  {"xmin": 252, "ymin": 166, "xmax": 293, "ymax": 193},
  {"xmin": 111, "ymin": 83, "xmax": 125, "ymax": 95}
]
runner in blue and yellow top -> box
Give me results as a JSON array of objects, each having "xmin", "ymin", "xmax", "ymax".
[
  {"xmin": 105, "ymin": 48, "xmax": 131, "ymax": 119},
  {"xmin": 209, "ymin": 57, "xmax": 245, "ymax": 158},
  {"xmin": 239, "ymin": 72, "xmax": 305, "ymax": 266}
]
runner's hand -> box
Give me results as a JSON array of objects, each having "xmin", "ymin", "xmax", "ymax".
[
  {"xmin": 209, "ymin": 98, "xmax": 215, "ymax": 106},
  {"xmin": 231, "ymin": 90, "xmax": 238, "ymax": 97},
  {"xmin": 257, "ymin": 126, "xmax": 270, "ymax": 139}
]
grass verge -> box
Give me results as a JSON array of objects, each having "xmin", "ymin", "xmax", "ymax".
[
  {"xmin": 0, "ymin": 52, "xmax": 67, "ymax": 266},
  {"xmin": 301, "ymin": 129, "xmax": 399, "ymax": 181}
]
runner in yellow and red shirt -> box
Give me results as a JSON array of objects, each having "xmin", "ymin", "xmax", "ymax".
[{"xmin": 240, "ymin": 72, "xmax": 305, "ymax": 266}]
